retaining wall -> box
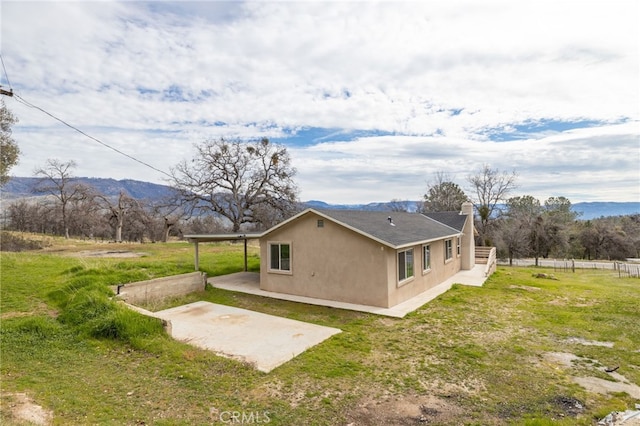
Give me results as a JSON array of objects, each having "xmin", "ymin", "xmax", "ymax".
[{"xmin": 114, "ymin": 272, "xmax": 207, "ymax": 304}]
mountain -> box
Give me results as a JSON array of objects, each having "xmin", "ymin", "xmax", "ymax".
[
  {"xmin": 307, "ymin": 200, "xmax": 639, "ymax": 220},
  {"xmin": 1, "ymin": 177, "xmax": 175, "ymax": 200},
  {"xmin": 2, "ymin": 177, "xmax": 638, "ymax": 220},
  {"xmin": 304, "ymin": 200, "xmax": 421, "ymax": 212},
  {"xmin": 572, "ymin": 202, "xmax": 640, "ymax": 220}
]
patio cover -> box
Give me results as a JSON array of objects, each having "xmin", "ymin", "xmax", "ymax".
[{"xmin": 183, "ymin": 233, "xmax": 263, "ymax": 271}]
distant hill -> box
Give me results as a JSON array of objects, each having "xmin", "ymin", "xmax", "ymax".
[
  {"xmin": 304, "ymin": 200, "xmax": 421, "ymax": 212},
  {"xmin": 571, "ymin": 202, "xmax": 640, "ymax": 220},
  {"xmin": 306, "ymin": 200, "xmax": 639, "ymax": 220},
  {"xmin": 1, "ymin": 177, "xmax": 175, "ymax": 200},
  {"xmin": 2, "ymin": 177, "xmax": 638, "ymax": 220}
]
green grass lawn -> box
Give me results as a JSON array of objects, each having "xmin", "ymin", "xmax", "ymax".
[{"xmin": 1, "ymin": 236, "xmax": 639, "ymax": 425}]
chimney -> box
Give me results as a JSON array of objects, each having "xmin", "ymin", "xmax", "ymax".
[{"xmin": 460, "ymin": 202, "xmax": 475, "ymax": 270}]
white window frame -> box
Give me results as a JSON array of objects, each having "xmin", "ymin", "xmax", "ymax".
[
  {"xmin": 268, "ymin": 242, "xmax": 292, "ymax": 274},
  {"xmin": 422, "ymin": 244, "xmax": 431, "ymax": 273},
  {"xmin": 456, "ymin": 237, "xmax": 461, "ymax": 257},
  {"xmin": 398, "ymin": 248, "xmax": 414, "ymax": 285},
  {"xmin": 445, "ymin": 239, "xmax": 453, "ymax": 262}
]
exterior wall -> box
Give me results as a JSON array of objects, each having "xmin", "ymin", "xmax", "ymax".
[
  {"xmin": 387, "ymin": 236, "xmax": 462, "ymax": 307},
  {"xmin": 260, "ymin": 212, "xmax": 391, "ymax": 307}
]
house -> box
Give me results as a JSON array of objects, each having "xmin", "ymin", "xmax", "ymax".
[{"xmin": 258, "ymin": 202, "xmax": 476, "ymax": 308}]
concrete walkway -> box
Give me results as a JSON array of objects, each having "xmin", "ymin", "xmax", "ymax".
[{"xmin": 209, "ymin": 265, "xmax": 488, "ymax": 318}]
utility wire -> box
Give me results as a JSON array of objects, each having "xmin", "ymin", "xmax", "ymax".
[
  {"xmin": 0, "ymin": 53, "xmax": 12, "ymax": 89},
  {"xmin": 13, "ymin": 93, "xmax": 173, "ymax": 178},
  {"xmin": 2, "ymin": 51, "xmax": 171, "ymax": 178}
]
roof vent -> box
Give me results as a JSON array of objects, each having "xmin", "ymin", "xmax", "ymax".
[{"xmin": 388, "ymin": 216, "xmax": 396, "ymax": 226}]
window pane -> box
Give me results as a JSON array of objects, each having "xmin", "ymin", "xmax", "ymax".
[
  {"xmin": 280, "ymin": 244, "xmax": 290, "ymax": 270},
  {"xmin": 398, "ymin": 251, "xmax": 406, "ymax": 281},
  {"xmin": 270, "ymin": 244, "xmax": 280, "ymax": 269},
  {"xmin": 406, "ymin": 249, "xmax": 414, "ymax": 278},
  {"xmin": 423, "ymin": 245, "xmax": 431, "ymax": 269}
]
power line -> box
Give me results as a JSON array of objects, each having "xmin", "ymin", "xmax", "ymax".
[
  {"xmin": 12, "ymin": 93, "xmax": 173, "ymax": 179},
  {"xmin": 2, "ymin": 51, "xmax": 171, "ymax": 178},
  {"xmin": 0, "ymin": 53, "xmax": 14, "ymax": 96},
  {"xmin": 0, "ymin": 53, "xmax": 12, "ymax": 89}
]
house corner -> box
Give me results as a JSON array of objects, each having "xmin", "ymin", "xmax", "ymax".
[{"xmin": 461, "ymin": 201, "xmax": 475, "ymax": 270}]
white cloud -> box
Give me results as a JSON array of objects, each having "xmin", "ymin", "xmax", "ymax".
[
  {"xmin": 2, "ymin": 0, "xmax": 638, "ymax": 204},
  {"xmin": 291, "ymin": 122, "xmax": 640, "ymax": 203}
]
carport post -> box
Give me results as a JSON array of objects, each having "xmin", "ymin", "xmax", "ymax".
[
  {"xmin": 194, "ymin": 241, "xmax": 200, "ymax": 271},
  {"xmin": 244, "ymin": 238, "xmax": 248, "ymax": 272}
]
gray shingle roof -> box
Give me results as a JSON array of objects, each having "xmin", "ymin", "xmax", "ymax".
[
  {"xmin": 422, "ymin": 211, "xmax": 468, "ymax": 232},
  {"xmin": 316, "ymin": 209, "xmax": 464, "ymax": 247}
]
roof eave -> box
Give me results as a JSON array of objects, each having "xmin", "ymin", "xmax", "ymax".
[{"xmin": 394, "ymin": 232, "xmax": 463, "ymax": 250}]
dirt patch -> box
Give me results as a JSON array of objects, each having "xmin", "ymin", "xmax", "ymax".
[
  {"xmin": 0, "ymin": 302, "xmax": 58, "ymax": 321},
  {"xmin": 565, "ymin": 337, "xmax": 614, "ymax": 347},
  {"xmin": 69, "ymin": 250, "xmax": 148, "ymax": 258},
  {"xmin": 347, "ymin": 394, "xmax": 465, "ymax": 426},
  {"xmin": 574, "ymin": 376, "xmax": 640, "ymax": 399},
  {"xmin": 509, "ymin": 284, "xmax": 541, "ymax": 292},
  {"xmin": 543, "ymin": 351, "xmax": 580, "ymax": 368},
  {"xmin": 542, "ymin": 352, "xmax": 640, "ymax": 398},
  {"xmin": 3, "ymin": 393, "xmax": 53, "ymax": 425}
]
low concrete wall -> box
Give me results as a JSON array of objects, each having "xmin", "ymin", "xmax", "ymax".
[{"xmin": 114, "ymin": 272, "xmax": 207, "ymax": 305}]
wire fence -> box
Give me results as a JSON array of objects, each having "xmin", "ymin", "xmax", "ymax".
[{"xmin": 498, "ymin": 258, "xmax": 640, "ymax": 278}]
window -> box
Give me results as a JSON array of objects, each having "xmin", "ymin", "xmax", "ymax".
[
  {"xmin": 398, "ymin": 248, "xmax": 414, "ymax": 283},
  {"xmin": 269, "ymin": 243, "xmax": 291, "ymax": 272},
  {"xmin": 422, "ymin": 244, "xmax": 431, "ymax": 272},
  {"xmin": 317, "ymin": 219, "xmax": 324, "ymax": 228},
  {"xmin": 456, "ymin": 237, "xmax": 461, "ymax": 256},
  {"xmin": 445, "ymin": 239, "xmax": 453, "ymax": 261}
]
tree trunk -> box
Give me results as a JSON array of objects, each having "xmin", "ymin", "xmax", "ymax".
[
  {"xmin": 161, "ymin": 217, "xmax": 175, "ymax": 243},
  {"xmin": 115, "ymin": 214, "xmax": 123, "ymax": 242}
]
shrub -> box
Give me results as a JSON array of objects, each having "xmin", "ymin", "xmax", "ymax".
[
  {"xmin": 56, "ymin": 285, "xmax": 164, "ymax": 343},
  {"xmin": 0, "ymin": 231, "xmax": 49, "ymax": 252}
]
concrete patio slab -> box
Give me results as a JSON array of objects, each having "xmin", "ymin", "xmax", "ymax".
[
  {"xmin": 209, "ymin": 265, "xmax": 487, "ymax": 318},
  {"xmin": 153, "ymin": 301, "xmax": 341, "ymax": 373}
]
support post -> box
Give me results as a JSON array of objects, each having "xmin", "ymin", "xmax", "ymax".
[
  {"xmin": 194, "ymin": 241, "xmax": 200, "ymax": 271},
  {"xmin": 244, "ymin": 238, "xmax": 248, "ymax": 271}
]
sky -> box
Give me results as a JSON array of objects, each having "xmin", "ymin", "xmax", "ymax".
[{"xmin": 1, "ymin": 0, "xmax": 639, "ymax": 204}]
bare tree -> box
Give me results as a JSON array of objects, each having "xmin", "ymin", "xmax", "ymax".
[
  {"xmin": 171, "ymin": 138, "xmax": 298, "ymax": 232},
  {"xmin": 147, "ymin": 189, "xmax": 197, "ymax": 242},
  {"xmin": 1, "ymin": 99, "xmax": 20, "ymax": 186},
  {"xmin": 467, "ymin": 164, "xmax": 517, "ymax": 245},
  {"xmin": 34, "ymin": 159, "xmax": 91, "ymax": 239},
  {"xmin": 422, "ymin": 172, "xmax": 468, "ymax": 212},
  {"xmin": 388, "ymin": 199, "xmax": 411, "ymax": 212},
  {"xmin": 6, "ymin": 199, "xmax": 43, "ymax": 232},
  {"xmin": 499, "ymin": 195, "xmax": 542, "ymax": 265},
  {"xmin": 95, "ymin": 191, "xmax": 144, "ymax": 242}
]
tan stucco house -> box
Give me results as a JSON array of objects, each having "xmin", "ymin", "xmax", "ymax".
[{"xmin": 258, "ymin": 202, "xmax": 476, "ymax": 308}]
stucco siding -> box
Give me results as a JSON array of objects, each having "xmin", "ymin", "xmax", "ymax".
[
  {"xmin": 387, "ymin": 236, "xmax": 462, "ymax": 307},
  {"xmin": 260, "ymin": 212, "xmax": 390, "ymax": 307}
]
